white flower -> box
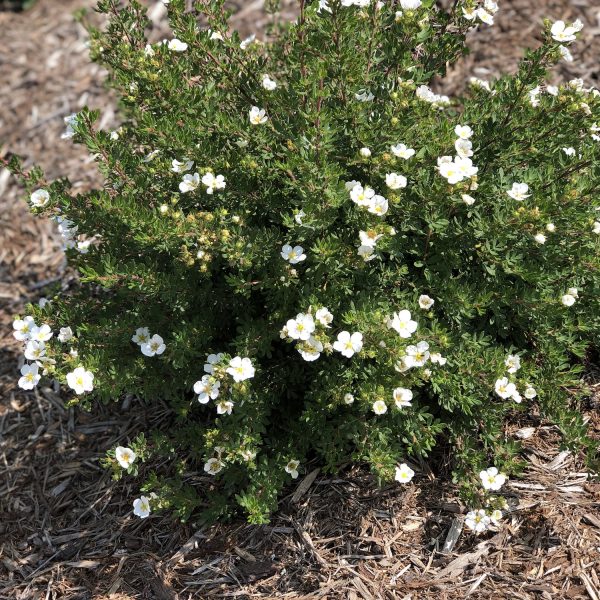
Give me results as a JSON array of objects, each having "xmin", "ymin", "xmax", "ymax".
[
  {"xmin": 400, "ymin": 0, "xmax": 421, "ymax": 8},
  {"xmin": 13, "ymin": 316, "xmax": 36, "ymax": 341},
  {"xmin": 465, "ymin": 509, "xmax": 491, "ymax": 534},
  {"xmin": 355, "ymin": 90, "xmax": 374, "ymax": 102},
  {"xmin": 298, "ymin": 336, "xmax": 323, "ymax": 362},
  {"xmin": 390, "ymin": 143, "xmax": 415, "ymax": 159},
  {"xmin": 132, "ymin": 327, "xmax": 150, "ymax": 345},
  {"xmin": 262, "ymin": 74, "xmax": 277, "ymax": 90},
  {"xmin": 385, "ymin": 172, "xmax": 407, "ymax": 190},
  {"xmin": 507, "ymin": 182, "xmax": 530, "ymax": 201},
  {"xmin": 430, "ymin": 352, "xmax": 447, "ymax": 365},
  {"xmin": 393, "ymin": 387, "xmax": 413, "ymax": 408},
  {"xmin": 216, "ymin": 399, "xmax": 234, "ymax": 415},
  {"xmin": 476, "ymin": 8, "xmax": 494, "ymax": 25},
  {"xmin": 404, "ymin": 341, "xmax": 430, "ymax": 368},
  {"xmin": 194, "ymin": 375, "xmax": 220, "ymax": 403},
  {"xmin": 505, "ymin": 355, "xmax": 521, "ymax": 374},
  {"xmin": 226, "ymin": 356, "xmax": 255, "ymax": 382},
  {"xmin": 142, "ymin": 149, "xmax": 160, "ymax": 163},
  {"xmin": 418, "ymin": 295, "xmax": 434, "ymax": 310},
  {"xmin": 30, "ymin": 189, "xmax": 50, "ymax": 208},
  {"xmin": 285, "ymin": 459, "xmax": 300, "ymax": 479},
  {"xmin": 286, "ymin": 313, "xmax": 316, "ymax": 340},
  {"xmin": 455, "ymin": 157, "xmax": 478, "ymax": 179},
  {"xmin": 38, "ymin": 297, "xmax": 50, "ymax": 309},
  {"xmin": 294, "ymin": 210, "xmax": 306, "ymax": 224},
  {"xmin": 30, "ymin": 324, "xmax": 53, "ymax": 342},
  {"xmin": 479, "ymin": 466, "xmax": 506, "ymax": 490},
  {"xmin": 534, "ymin": 233, "xmax": 546, "ymax": 244},
  {"xmin": 455, "ymin": 124, "xmax": 473, "ymax": 139},
  {"xmin": 462, "ymin": 193, "xmax": 476, "ymax": 206},
  {"xmin": 495, "ymin": 377, "xmax": 516, "ymax": 399},
  {"xmin": 524, "ymin": 385, "xmax": 537, "ymax": 399},
  {"xmin": 61, "ymin": 113, "xmax": 78, "ymax": 139},
  {"xmin": 350, "ymin": 184, "xmax": 376, "ymax": 207},
  {"xmin": 547, "ymin": 85, "xmax": 559, "ymax": 96},
  {"xmin": 529, "ymin": 87, "xmax": 541, "ymax": 107},
  {"xmin": 204, "ymin": 457, "xmax": 224, "ymax": 475},
  {"xmin": 209, "ymin": 30, "xmax": 224, "ymax": 41},
  {"xmin": 561, "ymin": 293, "xmax": 576, "ymax": 307},
  {"xmin": 315, "ymin": 307, "xmax": 333, "ymax": 327},
  {"xmin": 141, "ymin": 334, "xmax": 166, "ymax": 357},
  {"xmin": 359, "ymin": 147, "xmax": 372, "ymax": 158},
  {"xmin": 438, "ymin": 158, "xmax": 464, "ymax": 185},
  {"xmin": 18, "ymin": 363, "xmax": 41, "ymax": 390},
  {"xmin": 241, "ymin": 449, "xmax": 256, "ymax": 461},
  {"xmin": 249, "ymin": 106, "xmax": 268, "ymax": 125},
  {"xmin": 367, "ymin": 195, "xmax": 389, "ymax": 216},
  {"xmin": 358, "ymin": 245, "xmax": 376, "ymax": 261},
  {"xmin": 345, "ymin": 180, "xmax": 361, "ymax": 191},
  {"xmin": 546, "ymin": 223, "xmax": 556, "ymax": 232},
  {"xmin": 179, "ymin": 172, "xmax": 200, "ymax": 193},
  {"xmin": 66, "ymin": 366, "xmax": 94, "ymax": 395},
  {"xmin": 133, "ymin": 496, "xmax": 151, "ymax": 518},
  {"xmin": 359, "ymin": 230, "xmax": 383, "ymax": 248},
  {"xmin": 550, "ymin": 20, "xmax": 578, "ymax": 43},
  {"xmin": 168, "ymin": 38, "xmax": 188, "ymax": 52},
  {"xmin": 394, "ymin": 463, "xmax": 415, "ymax": 483},
  {"xmin": 58, "ymin": 326, "xmax": 74, "ymax": 343},
  {"xmin": 489, "ymin": 509, "xmax": 503, "ymax": 526},
  {"xmin": 372, "ymin": 399, "xmax": 388, "ymax": 415},
  {"xmin": 317, "ymin": 0, "xmax": 332, "ymax": 13},
  {"xmin": 204, "ymin": 353, "xmax": 224, "ymax": 374},
  {"xmin": 201, "ymin": 172, "xmax": 226, "ymax": 194},
  {"xmin": 512, "ymin": 389, "xmax": 522, "ymax": 403},
  {"xmin": 77, "ymin": 239, "xmax": 92, "ymax": 254},
  {"xmin": 240, "ymin": 34, "xmax": 256, "ymax": 50},
  {"xmin": 115, "ymin": 446, "xmax": 137, "ymax": 469},
  {"xmin": 344, "ymin": 393, "xmax": 355, "ymax": 405},
  {"xmin": 568, "ymin": 287, "xmax": 578, "ymax": 298},
  {"xmin": 562, "ymin": 147, "xmax": 576, "ymax": 157},
  {"xmin": 593, "ymin": 222, "xmax": 600, "ymax": 234},
  {"xmin": 455, "ymin": 138, "xmax": 473, "ymax": 158},
  {"xmin": 281, "ymin": 244, "xmax": 307, "ymax": 264},
  {"xmin": 333, "ymin": 331, "xmax": 363, "ymax": 358},
  {"xmin": 144, "ymin": 43, "xmax": 155, "ymax": 57},
  {"xmin": 171, "ymin": 159, "xmax": 194, "ymax": 173},
  {"xmin": 24, "ymin": 340, "xmax": 46, "ymax": 361},
  {"xmin": 387, "ymin": 310, "xmax": 417, "ymax": 338}
]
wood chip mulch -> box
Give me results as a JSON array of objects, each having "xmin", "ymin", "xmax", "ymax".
[{"xmin": 0, "ymin": 1, "xmax": 599, "ymax": 598}]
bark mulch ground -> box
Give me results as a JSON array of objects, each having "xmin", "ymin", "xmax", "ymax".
[{"xmin": 1, "ymin": 1, "xmax": 599, "ymax": 598}]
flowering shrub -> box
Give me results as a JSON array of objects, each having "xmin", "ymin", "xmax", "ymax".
[{"xmin": 8, "ymin": 0, "xmax": 600, "ymax": 526}]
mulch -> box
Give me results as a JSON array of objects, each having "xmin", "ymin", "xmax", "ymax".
[{"xmin": 0, "ymin": 0, "xmax": 599, "ymax": 598}]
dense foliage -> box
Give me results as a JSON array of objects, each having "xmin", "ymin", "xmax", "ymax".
[{"xmin": 9, "ymin": 0, "xmax": 600, "ymax": 525}]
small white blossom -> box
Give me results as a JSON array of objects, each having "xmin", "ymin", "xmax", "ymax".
[
  {"xmin": 593, "ymin": 222, "xmax": 600, "ymax": 234},
  {"xmin": 430, "ymin": 352, "xmax": 447, "ymax": 365},
  {"xmin": 455, "ymin": 138, "xmax": 473, "ymax": 158},
  {"xmin": 350, "ymin": 184, "xmax": 375, "ymax": 207},
  {"xmin": 390, "ymin": 143, "xmax": 415, "ymax": 159},
  {"xmin": 393, "ymin": 387, "xmax": 413, "ymax": 409},
  {"xmin": 204, "ymin": 353, "xmax": 224, "ymax": 374},
  {"xmin": 132, "ymin": 327, "xmax": 150, "ymax": 345},
  {"xmin": 66, "ymin": 366, "xmax": 94, "ymax": 395},
  {"xmin": 144, "ymin": 43, "xmax": 155, "ymax": 57},
  {"xmin": 30, "ymin": 324, "xmax": 53, "ymax": 342},
  {"xmin": 179, "ymin": 172, "xmax": 200, "ymax": 193},
  {"xmin": 404, "ymin": 341, "xmax": 430, "ymax": 368},
  {"xmin": 315, "ymin": 307, "xmax": 333, "ymax": 327},
  {"xmin": 546, "ymin": 223, "xmax": 556, "ymax": 232},
  {"xmin": 495, "ymin": 377, "xmax": 516, "ymax": 399},
  {"xmin": 534, "ymin": 233, "xmax": 546, "ymax": 244},
  {"xmin": 226, "ymin": 356, "xmax": 255, "ymax": 382},
  {"xmin": 249, "ymin": 106, "xmax": 268, "ymax": 125},
  {"xmin": 524, "ymin": 385, "xmax": 537, "ymax": 399},
  {"xmin": 333, "ymin": 331, "xmax": 363, "ymax": 358},
  {"xmin": 359, "ymin": 147, "xmax": 372, "ymax": 158},
  {"xmin": 281, "ymin": 244, "xmax": 307, "ymax": 264},
  {"xmin": 506, "ymin": 182, "xmax": 530, "ymax": 201},
  {"xmin": 61, "ymin": 113, "xmax": 78, "ymax": 139},
  {"xmin": 168, "ymin": 38, "xmax": 188, "ymax": 52},
  {"xmin": 465, "ymin": 509, "xmax": 491, "ymax": 533},
  {"xmin": 355, "ymin": 90, "xmax": 374, "ymax": 102},
  {"xmin": 479, "ymin": 466, "xmax": 506, "ymax": 490},
  {"xmin": 285, "ymin": 459, "xmax": 300, "ymax": 479},
  {"xmin": 562, "ymin": 147, "xmax": 576, "ymax": 157},
  {"xmin": 13, "ymin": 316, "xmax": 36, "ymax": 341},
  {"xmin": 204, "ymin": 457, "xmax": 224, "ymax": 475},
  {"xmin": 24, "ymin": 340, "xmax": 46, "ymax": 361},
  {"xmin": 240, "ymin": 34, "xmax": 256, "ymax": 50},
  {"xmin": 133, "ymin": 496, "xmax": 151, "ymax": 518},
  {"xmin": 201, "ymin": 172, "xmax": 226, "ymax": 194},
  {"xmin": 344, "ymin": 393, "xmax": 355, "ymax": 405},
  {"xmin": 367, "ymin": 195, "xmax": 389, "ymax": 216},
  {"xmin": 462, "ymin": 193, "xmax": 476, "ymax": 206},
  {"xmin": 387, "ymin": 310, "xmax": 417, "ymax": 338},
  {"xmin": 358, "ymin": 245, "xmax": 376, "ymax": 261},
  {"xmin": 30, "ymin": 189, "xmax": 50, "ymax": 208},
  {"xmin": 194, "ymin": 375, "xmax": 220, "ymax": 403},
  {"xmin": 418, "ymin": 295, "xmax": 434, "ymax": 310},
  {"xmin": 550, "ymin": 20, "xmax": 579, "ymax": 43},
  {"xmin": 359, "ymin": 230, "xmax": 383, "ymax": 248},
  {"xmin": 394, "ymin": 463, "xmax": 415, "ymax": 483},
  {"xmin": 505, "ymin": 355, "xmax": 521, "ymax": 374},
  {"xmin": 18, "ymin": 363, "xmax": 41, "ymax": 390},
  {"xmin": 385, "ymin": 172, "xmax": 407, "ymax": 190},
  {"xmin": 490, "ymin": 509, "xmax": 503, "ymax": 526},
  {"xmin": 216, "ymin": 399, "xmax": 234, "ymax": 415},
  {"xmin": 262, "ymin": 74, "xmax": 277, "ymax": 90},
  {"xmin": 171, "ymin": 159, "xmax": 194, "ymax": 173},
  {"xmin": 298, "ymin": 336, "xmax": 323, "ymax": 362},
  {"xmin": 372, "ymin": 399, "xmax": 388, "ymax": 415},
  {"xmin": 455, "ymin": 124, "xmax": 473, "ymax": 139},
  {"xmin": 115, "ymin": 446, "xmax": 137, "ymax": 469},
  {"xmin": 286, "ymin": 313, "xmax": 316, "ymax": 340},
  {"xmin": 561, "ymin": 293, "xmax": 576, "ymax": 307},
  {"xmin": 317, "ymin": 0, "xmax": 332, "ymax": 13},
  {"xmin": 58, "ymin": 326, "xmax": 74, "ymax": 343},
  {"xmin": 141, "ymin": 334, "xmax": 166, "ymax": 357}
]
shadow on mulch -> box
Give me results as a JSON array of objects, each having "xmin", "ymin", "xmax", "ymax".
[{"xmin": 1, "ymin": 0, "xmax": 600, "ymax": 598}]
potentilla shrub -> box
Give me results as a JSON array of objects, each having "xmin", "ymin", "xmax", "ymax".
[{"xmin": 9, "ymin": 0, "xmax": 600, "ymax": 526}]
